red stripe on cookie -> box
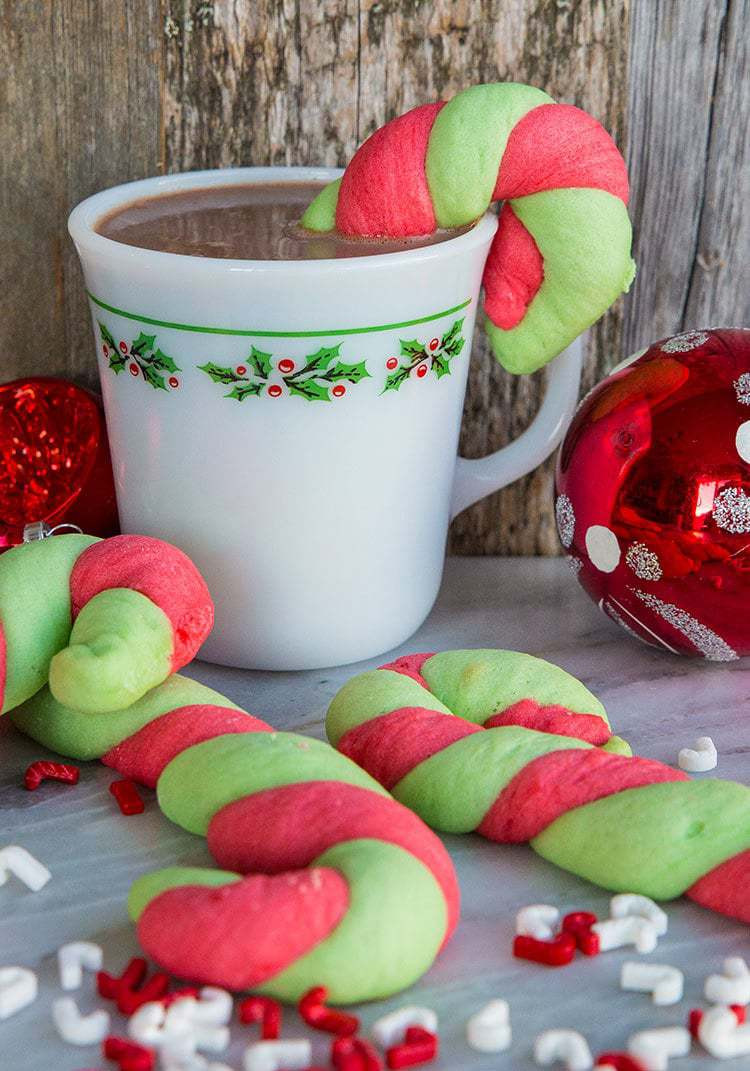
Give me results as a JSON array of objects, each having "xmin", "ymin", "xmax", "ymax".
[
  {"xmin": 337, "ymin": 706, "xmax": 480, "ymax": 790},
  {"xmin": 207, "ymin": 780, "xmax": 460, "ymax": 944},
  {"xmin": 479, "ymin": 749, "xmax": 688, "ymax": 843},
  {"xmin": 494, "ymin": 103, "xmax": 629, "ymax": 202},
  {"xmin": 484, "ymin": 698, "xmax": 611, "ymax": 745},
  {"xmin": 378, "ymin": 653, "xmax": 436, "ymax": 689},
  {"xmin": 137, "ymin": 868, "xmax": 349, "ymax": 990},
  {"xmin": 336, "ymin": 103, "xmax": 444, "ymax": 237},
  {"xmin": 70, "ymin": 536, "xmax": 214, "ymax": 672},
  {"xmin": 688, "ymin": 850, "xmax": 750, "ymax": 924},
  {"xmin": 102, "ymin": 705, "xmax": 272, "ymax": 788},
  {"xmin": 482, "ymin": 204, "xmax": 545, "ymax": 329}
]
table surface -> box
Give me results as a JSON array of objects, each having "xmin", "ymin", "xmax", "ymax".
[{"xmin": 1, "ymin": 556, "xmax": 747, "ymax": 1070}]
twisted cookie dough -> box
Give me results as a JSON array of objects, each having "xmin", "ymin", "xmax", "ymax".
[
  {"xmin": 327, "ymin": 650, "xmax": 749, "ymax": 923},
  {"xmin": 303, "ymin": 83, "xmax": 635, "ymax": 373}
]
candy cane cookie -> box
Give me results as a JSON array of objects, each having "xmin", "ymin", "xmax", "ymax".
[
  {"xmin": 326, "ymin": 649, "xmax": 750, "ymax": 924},
  {"xmin": 0, "ymin": 534, "xmax": 213, "ymax": 715},
  {"xmin": 11, "ymin": 674, "xmax": 459, "ymax": 1003},
  {"xmin": 302, "ymin": 83, "xmax": 635, "ymax": 374}
]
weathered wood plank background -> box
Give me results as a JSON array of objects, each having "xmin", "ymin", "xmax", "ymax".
[{"xmin": 2, "ymin": 0, "xmax": 748, "ymax": 553}]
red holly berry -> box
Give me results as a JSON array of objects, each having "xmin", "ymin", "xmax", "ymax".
[
  {"xmin": 416, "ymin": 364, "xmax": 428, "ymax": 378},
  {"xmin": 386, "ymin": 357, "xmax": 399, "ymax": 370},
  {"xmin": 332, "ymin": 384, "xmax": 346, "ymax": 398},
  {"xmin": 278, "ymin": 358, "xmax": 295, "ymax": 374},
  {"xmin": 429, "ymin": 338, "xmax": 440, "ymax": 350},
  {"xmin": 168, "ymin": 376, "xmax": 179, "ymax": 389},
  {"xmin": 128, "ymin": 363, "xmax": 139, "ymax": 377},
  {"xmin": 119, "ymin": 341, "xmax": 128, "ymax": 353},
  {"xmin": 102, "ymin": 344, "xmax": 109, "ymax": 356},
  {"xmin": 236, "ymin": 365, "xmax": 247, "ymax": 376},
  {"xmin": 268, "ymin": 384, "xmax": 282, "ymax": 398}
]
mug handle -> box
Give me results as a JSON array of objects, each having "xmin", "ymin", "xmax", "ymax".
[{"xmin": 450, "ymin": 333, "xmax": 584, "ymax": 519}]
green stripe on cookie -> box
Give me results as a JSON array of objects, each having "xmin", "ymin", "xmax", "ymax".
[
  {"xmin": 300, "ymin": 178, "xmax": 341, "ymax": 232},
  {"xmin": 158, "ymin": 732, "xmax": 390, "ymax": 835},
  {"xmin": 425, "ymin": 84, "xmax": 553, "ymax": 227},
  {"xmin": 326, "ymin": 669, "xmax": 453, "ymax": 746},
  {"xmin": 128, "ymin": 866, "xmax": 241, "ymax": 921},
  {"xmin": 421, "ymin": 649, "xmax": 609, "ymax": 724},
  {"xmin": 10, "ymin": 674, "xmax": 241, "ymax": 760},
  {"xmin": 392, "ymin": 726, "xmax": 589, "ymax": 832},
  {"xmin": 486, "ymin": 187, "xmax": 635, "ymax": 374},
  {"xmin": 0, "ymin": 534, "xmax": 98, "ymax": 714},
  {"xmin": 261, "ymin": 839, "xmax": 446, "ymax": 1004},
  {"xmin": 532, "ymin": 779, "xmax": 750, "ymax": 899},
  {"xmin": 49, "ymin": 588, "xmax": 173, "ymax": 715}
]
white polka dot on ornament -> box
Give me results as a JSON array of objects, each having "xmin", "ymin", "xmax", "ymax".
[
  {"xmin": 736, "ymin": 421, "xmax": 750, "ymax": 464},
  {"xmin": 585, "ymin": 525, "xmax": 621, "ymax": 573}
]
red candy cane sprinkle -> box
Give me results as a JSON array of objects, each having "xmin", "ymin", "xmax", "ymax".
[
  {"xmin": 24, "ymin": 760, "xmax": 79, "ymax": 791},
  {"xmin": 109, "ymin": 779, "xmax": 145, "ymax": 816},
  {"xmin": 386, "ymin": 1026, "xmax": 439, "ymax": 1069},
  {"xmin": 331, "ymin": 1036, "xmax": 383, "ymax": 1071},
  {"xmin": 513, "ymin": 932, "xmax": 576, "ymax": 967},
  {"xmin": 562, "ymin": 911, "xmax": 600, "ymax": 956},
  {"xmin": 103, "ymin": 1036, "xmax": 155, "ymax": 1071},
  {"xmin": 239, "ymin": 995, "xmax": 282, "ymax": 1040},
  {"xmin": 299, "ymin": 986, "xmax": 359, "ymax": 1036},
  {"xmin": 117, "ymin": 970, "xmax": 170, "ymax": 1015},
  {"xmin": 595, "ymin": 1055, "xmax": 646, "ymax": 1071}
]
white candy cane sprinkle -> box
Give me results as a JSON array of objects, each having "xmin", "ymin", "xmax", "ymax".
[
  {"xmin": 620, "ymin": 961, "xmax": 684, "ymax": 1005},
  {"xmin": 466, "ymin": 999, "xmax": 511, "ymax": 1053},
  {"xmin": 58, "ymin": 940, "xmax": 103, "ymax": 991},
  {"xmin": 533, "ymin": 1028, "xmax": 593, "ymax": 1070},
  {"xmin": 52, "ymin": 996, "xmax": 110, "ymax": 1045},
  {"xmin": 371, "ymin": 1005, "xmax": 438, "ymax": 1048},
  {"xmin": 0, "ymin": 845, "xmax": 51, "ymax": 891},
  {"xmin": 678, "ymin": 736, "xmax": 717, "ymax": 773}
]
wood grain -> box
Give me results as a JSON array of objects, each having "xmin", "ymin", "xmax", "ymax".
[
  {"xmin": 625, "ymin": 0, "xmax": 750, "ymax": 354},
  {"xmin": 2, "ymin": 1, "xmax": 748, "ymax": 553},
  {"xmin": 0, "ymin": 0, "xmax": 163, "ymax": 384}
]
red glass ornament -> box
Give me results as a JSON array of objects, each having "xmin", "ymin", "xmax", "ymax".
[
  {"xmin": 0, "ymin": 377, "xmax": 118, "ymax": 547},
  {"xmin": 556, "ymin": 329, "xmax": 750, "ymax": 660}
]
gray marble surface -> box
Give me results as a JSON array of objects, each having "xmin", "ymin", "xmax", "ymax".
[{"xmin": 1, "ymin": 556, "xmax": 747, "ymax": 1070}]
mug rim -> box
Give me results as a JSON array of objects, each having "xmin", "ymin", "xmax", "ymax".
[{"xmin": 68, "ymin": 166, "xmax": 498, "ymax": 275}]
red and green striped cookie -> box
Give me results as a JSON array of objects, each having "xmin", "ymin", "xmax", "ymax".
[
  {"xmin": 327, "ymin": 649, "xmax": 750, "ymax": 924},
  {"xmin": 303, "ymin": 83, "xmax": 635, "ymax": 374},
  {"xmin": 0, "ymin": 533, "xmax": 213, "ymax": 716},
  {"xmin": 12, "ymin": 673, "xmax": 459, "ymax": 1003}
]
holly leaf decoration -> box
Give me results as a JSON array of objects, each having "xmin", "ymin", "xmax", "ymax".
[
  {"xmin": 431, "ymin": 353, "xmax": 452, "ymax": 379},
  {"xmin": 227, "ymin": 381, "xmax": 265, "ymax": 401},
  {"xmin": 325, "ymin": 360, "xmax": 370, "ymax": 384},
  {"xmin": 131, "ymin": 331, "xmax": 156, "ymax": 357},
  {"xmin": 440, "ymin": 318, "xmax": 465, "ymax": 359},
  {"xmin": 287, "ymin": 378, "xmax": 331, "ymax": 402},
  {"xmin": 99, "ymin": 322, "xmax": 117, "ymax": 351},
  {"xmin": 149, "ymin": 348, "xmax": 180, "ymax": 373},
  {"xmin": 198, "ymin": 362, "xmax": 245, "ymax": 384},
  {"xmin": 382, "ymin": 365, "xmax": 412, "ymax": 393},
  {"xmin": 108, "ymin": 351, "xmax": 128, "ymax": 374},
  {"xmin": 295, "ymin": 345, "xmax": 341, "ymax": 377},
  {"xmin": 400, "ymin": 338, "xmax": 426, "ymax": 360},
  {"xmin": 141, "ymin": 364, "xmax": 168, "ymax": 391},
  {"xmin": 249, "ymin": 346, "xmax": 272, "ymax": 380}
]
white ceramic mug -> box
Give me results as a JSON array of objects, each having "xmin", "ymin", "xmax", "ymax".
[{"xmin": 69, "ymin": 167, "xmax": 582, "ymax": 670}]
